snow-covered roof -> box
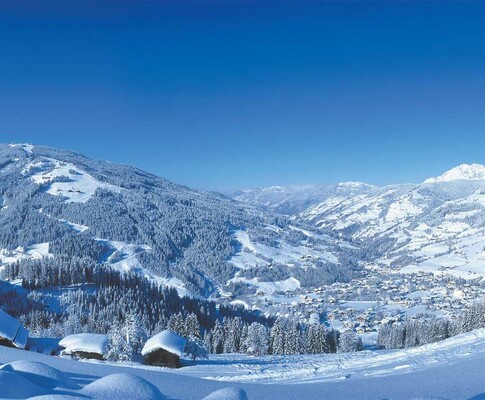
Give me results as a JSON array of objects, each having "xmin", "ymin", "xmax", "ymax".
[
  {"xmin": 59, "ymin": 333, "xmax": 108, "ymax": 356},
  {"xmin": 141, "ymin": 330, "xmax": 187, "ymax": 357},
  {"xmin": 0, "ymin": 309, "xmax": 29, "ymax": 349}
]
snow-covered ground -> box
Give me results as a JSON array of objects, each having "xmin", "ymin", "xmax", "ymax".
[
  {"xmin": 0, "ymin": 243, "xmax": 52, "ymax": 270},
  {"xmin": 26, "ymin": 157, "xmax": 120, "ymax": 203},
  {"xmin": 3, "ymin": 328, "xmax": 485, "ymax": 399},
  {"xmin": 229, "ymin": 229, "xmax": 338, "ymax": 272}
]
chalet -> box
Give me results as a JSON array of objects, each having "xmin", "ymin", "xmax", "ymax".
[
  {"xmin": 0, "ymin": 309, "xmax": 29, "ymax": 349},
  {"xmin": 59, "ymin": 333, "xmax": 108, "ymax": 360},
  {"xmin": 142, "ymin": 330, "xmax": 187, "ymax": 368}
]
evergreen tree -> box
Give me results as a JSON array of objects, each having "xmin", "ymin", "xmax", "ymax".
[{"xmin": 245, "ymin": 322, "xmax": 269, "ymax": 356}]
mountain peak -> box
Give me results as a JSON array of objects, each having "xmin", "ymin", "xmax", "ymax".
[{"xmin": 424, "ymin": 163, "xmax": 485, "ymax": 184}]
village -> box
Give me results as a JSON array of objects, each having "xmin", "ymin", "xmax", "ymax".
[{"xmin": 240, "ymin": 266, "xmax": 485, "ymax": 337}]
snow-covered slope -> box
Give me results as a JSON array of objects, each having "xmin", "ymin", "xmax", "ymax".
[
  {"xmin": 3, "ymin": 328, "xmax": 485, "ymax": 399},
  {"xmin": 297, "ymin": 164, "xmax": 485, "ymax": 278}
]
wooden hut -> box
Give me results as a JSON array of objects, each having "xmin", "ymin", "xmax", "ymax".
[
  {"xmin": 59, "ymin": 333, "xmax": 108, "ymax": 360},
  {"xmin": 142, "ymin": 330, "xmax": 187, "ymax": 368}
]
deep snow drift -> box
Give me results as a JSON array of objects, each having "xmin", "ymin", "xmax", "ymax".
[{"xmin": 2, "ymin": 328, "xmax": 485, "ymax": 399}]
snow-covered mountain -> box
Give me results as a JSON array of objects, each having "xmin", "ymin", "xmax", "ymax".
[
  {"xmin": 297, "ymin": 164, "xmax": 485, "ymax": 279},
  {"xmin": 424, "ymin": 163, "xmax": 485, "ymax": 183},
  {"xmin": 231, "ymin": 182, "xmax": 375, "ymax": 215},
  {"xmin": 0, "ymin": 144, "xmax": 355, "ymax": 297}
]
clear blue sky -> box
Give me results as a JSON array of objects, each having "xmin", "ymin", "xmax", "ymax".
[{"xmin": 1, "ymin": 2, "xmax": 484, "ymax": 190}]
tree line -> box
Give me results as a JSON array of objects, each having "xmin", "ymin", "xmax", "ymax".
[{"xmin": 377, "ymin": 302, "xmax": 485, "ymax": 349}]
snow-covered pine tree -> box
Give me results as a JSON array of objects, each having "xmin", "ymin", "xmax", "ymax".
[
  {"xmin": 239, "ymin": 323, "xmax": 249, "ymax": 353},
  {"xmin": 184, "ymin": 313, "xmax": 201, "ymax": 339},
  {"xmin": 269, "ymin": 318, "xmax": 286, "ymax": 355},
  {"xmin": 106, "ymin": 321, "xmax": 134, "ymax": 362},
  {"xmin": 167, "ymin": 312, "xmax": 185, "ymax": 337},
  {"xmin": 338, "ymin": 330, "xmax": 363, "ymax": 353},
  {"xmin": 185, "ymin": 335, "xmax": 209, "ymax": 361},
  {"xmin": 124, "ymin": 312, "xmax": 146, "ymax": 354},
  {"xmin": 224, "ymin": 317, "xmax": 242, "ymax": 353},
  {"xmin": 284, "ymin": 322, "xmax": 302, "ymax": 355},
  {"xmin": 245, "ymin": 322, "xmax": 269, "ymax": 356},
  {"xmin": 203, "ymin": 330, "xmax": 213, "ymax": 353},
  {"xmin": 211, "ymin": 320, "xmax": 225, "ymax": 354}
]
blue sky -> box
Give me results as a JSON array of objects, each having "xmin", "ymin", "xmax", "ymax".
[{"xmin": 1, "ymin": 2, "xmax": 484, "ymax": 190}]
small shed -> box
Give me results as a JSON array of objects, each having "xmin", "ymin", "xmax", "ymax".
[
  {"xmin": 142, "ymin": 330, "xmax": 187, "ymax": 368},
  {"xmin": 59, "ymin": 333, "xmax": 108, "ymax": 360},
  {"xmin": 0, "ymin": 309, "xmax": 29, "ymax": 349}
]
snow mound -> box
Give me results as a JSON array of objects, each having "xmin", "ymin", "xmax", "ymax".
[
  {"xmin": 142, "ymin": 330, "xmax": 187, "ymax": 357},
  {"xmin": 0, "ymin": 369, "xmax": 46, "ymax": 398},
  {"xmin": 59, "ymin": 333, "xmax": 108, "ymax": 357},
  {"xmin": 81, "ymin": 373, "xmax": 166, "ymax": 400},
  {"xmin": 424, "ymin": 163, "xmax": 485, "ymax": 183},
  {"xmin": 0, "ymin": 308, "xmax": 29, "ymax": 349},
  {"xmin": 0, "ymin": 361, "xmax": 78, "ymax": 389},
  {"xmin": 202, "ymin": 387, "xmax": 248, "ymax": 400}
]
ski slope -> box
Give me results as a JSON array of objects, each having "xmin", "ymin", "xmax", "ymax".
[{"xmin": 2, "ymin": 329, "xmax": 485, "ymax": 399}]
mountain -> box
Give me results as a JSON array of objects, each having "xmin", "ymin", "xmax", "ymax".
[
  {"xmin": 424, "ymin": 163, "xmax": 485, "ymax": 183},
  {"xmin": 231, "ymin": 182, "xmax": 375, "ymax": 215},
  {"xmin": 0, "ymin": 143, "xmax": 356, "ymax": 297},
  {"xmin": 296, "ymin": 164, "xmax": 485, "ymax": 279}
]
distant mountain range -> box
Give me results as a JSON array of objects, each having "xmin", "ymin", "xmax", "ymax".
[
  {"xmin": 231, "ymin": 182, "xmax": 375, "ymax": 215},
  {"xmin": 236, "ymin": 163, "xmax": 485, "ymax": 280}
]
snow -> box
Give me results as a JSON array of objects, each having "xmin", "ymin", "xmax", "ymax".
[
  {"xmin": 202, "ymin": 388, "xmax": 248, "ymax": 400},
  {"xmin": 81, "ymin": 373, "xmax": 166, "ymax": 400},
  {"xmin": 0, "ymin": 309, "xmax": 20, "ymax": 343},
  {"xmin": 229, "ymin": 229, "xmax": 338, "ymax": 271},
  {"xmin": 29, "ymin": 157, "xmax": 119, "ymax": 203},
  {"xmin": 96, "ymin": 239, "xmax": 194, "ymax": 297},
  {"xmin": 424, "ymin": 163, "xmax": 485, "ymax": 183},
  {"xmin": 10, "ymin": 143, "xmax": 34, "ymax": 154},
  {"xmin": 0, "ymin": 309, "xmax": 29, "ymax": 349},
  {"xmin": 177, "ymin": 328, "xmax": 485, "ymax": 386},
  {"xmin": 0, "ymin": 370, "xmax": 46, "ymax": 398},
  {"xmin": 384, "ymin": 195, "xmax": 422, "ymax": 222},
  {"xmin": 0, "ymin": 361, "xmax": 78, "ymax": 389},
  {"xmin": 59, "ymin": 334, "xmax": 108, "ymax": 356},
  {"xmin": 98, "ymin": 239, "xmax": 152, "ymax": 273},
  {"xmin": 142, "ymin": 330, "xmax": 187, "ymax": 357},
  {"xmin": 0, "ymin": 243, "xmax": 52, "ymax": 267},
  {"xmin": 26, "ymin": 243, "xmax": 51, "ymax": 259},
  {"xmin": 57, "ymin": 218, "xmax": 90, "ymax": 233},
  {"xmin": 13, "ymin": 324, "xmax": 29, "ymax": 350},
  {"xmin": 3, "ymin": 328, "xmax": 485, "ymax": 399}
]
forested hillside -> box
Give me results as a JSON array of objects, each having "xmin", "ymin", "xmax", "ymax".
[{"xmin": 0, "ymin": 144, "xmax": 358, "ymax": 297}]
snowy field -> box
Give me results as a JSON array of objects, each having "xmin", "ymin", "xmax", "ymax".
[{"xmin": 3, "ymin": 329, "xmax": 485, "ymax": 399}]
